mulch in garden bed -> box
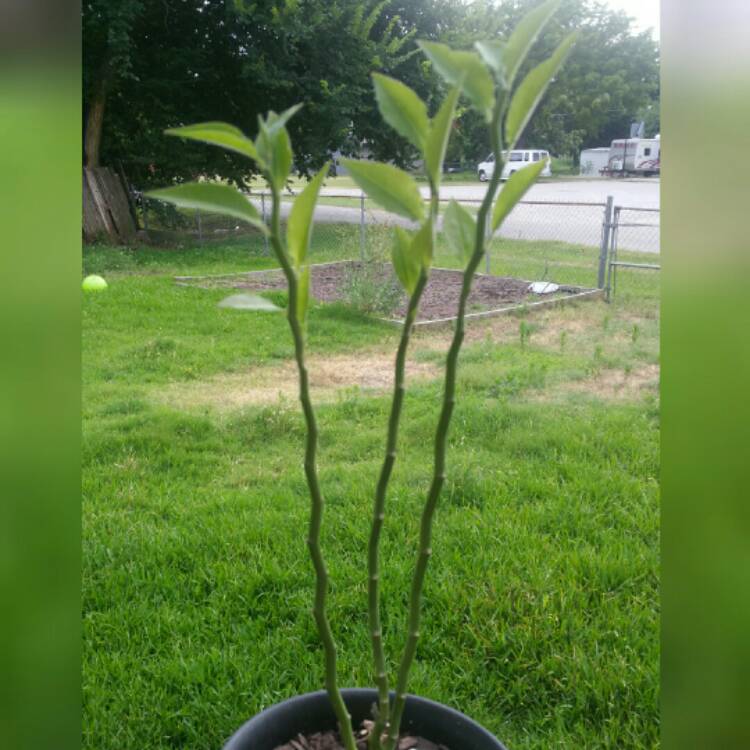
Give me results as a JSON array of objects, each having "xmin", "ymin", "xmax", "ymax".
[{"xmin": 226, "ymin": 261, "xmax": 586, "ymax": 323}]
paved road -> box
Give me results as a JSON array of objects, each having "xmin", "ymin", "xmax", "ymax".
[
  {"xmin": 252, "ymin": 178, "xmax": 660, "ymax": 254},
  {"xmin": 322, "ymin": 177, "xmax": 661, "ymax": 209}
]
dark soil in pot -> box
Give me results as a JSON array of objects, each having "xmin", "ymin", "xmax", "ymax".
[{"xmin": 223, "ymin": 689, "xmax": 507, "ymax": 750}]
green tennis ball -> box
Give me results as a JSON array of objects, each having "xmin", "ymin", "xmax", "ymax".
[{"xmin": 82, "ymin": 274, "xmax": 108, "ymax": 292}]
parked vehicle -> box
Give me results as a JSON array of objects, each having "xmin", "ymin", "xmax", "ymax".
[
  {"xmin": 477, "ymin": 149, "xmax": 551, "ymax": 181},
  {"xmin": 602, "ymin": 137, "xmax": 660, "ymax": 177},
  {"xmin": 579, "ymin": 147, "xmax": 611, "ymax": 175}
]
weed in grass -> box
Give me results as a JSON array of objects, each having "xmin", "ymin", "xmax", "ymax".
[
  {"xmin": 632, "ymin": 323, "xmax": 641, "ymax": 344},
  {"xmin": 519, "ymin": 320, "xmax": 539, "ymax": 349},
  {"xmin": 559, "ymin": 330, "xmax": 568, "ymax": 353},
  {"xmin": 342, "ymin": 251, "xmax": 402, "ymax": 317}
]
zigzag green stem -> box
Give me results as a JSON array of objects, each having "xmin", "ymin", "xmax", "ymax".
[
  {"xmin": 368, "ymin": 190, "xmax": 439, "ymax": 750},
  {"xmin": 384, "ymin": 110, "xmax": 506, "ymax": 750},
  {"xmin": 269, "ymin": 187, "xmax": 358, "ymax": 750},
  {"xmin": 366, "ymin": 271, "xmax": 425, "ymax": 750}
]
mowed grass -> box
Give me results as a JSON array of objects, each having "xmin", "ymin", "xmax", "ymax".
[{"xmin": 83, "ymin": 230, "xmax": 659, "ymax": 750}]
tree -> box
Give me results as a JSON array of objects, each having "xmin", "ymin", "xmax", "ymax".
[
  {"xmin": 432, "ymin": 0, "xmax": 659, "ymax": 163},
  {"xmin": 83, "ymin": 0, "xmax": 445, "ymax": 188}
]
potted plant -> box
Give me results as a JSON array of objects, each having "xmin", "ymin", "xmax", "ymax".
[{"xmin": 148, "ymin": 3, "xmax": 576, "ymax": 747}]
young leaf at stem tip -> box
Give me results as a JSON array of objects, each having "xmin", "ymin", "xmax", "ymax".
[
  {"xmin": 372, "ymin": 73, "xmax": 429, "ymax": 152},
  {"xmin": 418, "ymin": 41, "xmax": 495, "ymax": 121},
  {"xmin": 443, "ymin": 200, "xmax": 475, "ymax": 264},
  {"xmin": 340, "ymin": 159, "xmax": 424, "ymax": 222},
  {"xmin": 270, "ymin": 126, "xmax": 294, "ymax": 191},
  {"xmin": 391, "ymin": 226, "xmax": 421, "ymax": 295},
  {"xmin": 287, "ymin": 163, "xmax": 329, "ymax": 268},
  {"xmin": 264, "ymin": 103, "xmax": 304, "ymax": 137},
  {"xmin": 502, "ymin": 0, "xmax": 562, "ymax": 89},
  {"xmin": 491, "ymin": 158, "xmax": 547, "ymax": 232},
  {"xmin": 424, "ymin": 87, "xmax": 461, "ymax": 186},
  {"xmin": 255, "ymin": 106, "xmax": 301, "ymax": 187},
  {"xmin": 474, "ymin": 41, "xmax": 507, "ymax": 87},
  {"xmin": 165, "ymin": 121, "xmax": 262, "ymax": 165},
  {"xmin": 504, "ymin": 31, "xmax": 578, "ymax": 150},
  {"xmin": 145, "ymin": 182, "xmax": 268, "ymax": 234}
]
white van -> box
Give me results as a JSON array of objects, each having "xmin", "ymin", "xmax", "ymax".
[{"xmin": 477, "ymin": 149, "xmax": 551, "ymax": 181}]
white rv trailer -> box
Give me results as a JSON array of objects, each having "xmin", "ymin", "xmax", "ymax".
[{"xmin": 605, "ymin": 137, "xmax": 660, "ymax": 176}]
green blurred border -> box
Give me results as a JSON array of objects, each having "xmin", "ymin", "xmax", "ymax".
[
  {"xmin": 661, "ymin": 1, "xmax": 750, "ymax": 747},
  {"xmin": 3, "ymin": 1, "xmax": 750, "ymax": 748},
  {"xmin": 0, "ymin": 61, "xmax": 81, "ymax": 750}
]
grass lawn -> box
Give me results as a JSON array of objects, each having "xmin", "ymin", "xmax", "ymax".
[{"xmin": 83, "ymin": 229, "xmax": 659, "ymax": 749}]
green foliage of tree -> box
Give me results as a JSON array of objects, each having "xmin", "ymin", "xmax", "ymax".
[
  {"xmin": 83, "ymin": 0, "xmax": 436, "ymax": 187},
  {"xmin": 439, "ymin": 0, "xmax": 659, "ymax": 164},
  {"xmin": 84, "ymin": 0, "xmax": 658, "ymax": 183}
]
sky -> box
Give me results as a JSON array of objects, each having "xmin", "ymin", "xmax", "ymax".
[{"xmin": 603, "ymin": 0, "xmax": 660, "ymax": 38}]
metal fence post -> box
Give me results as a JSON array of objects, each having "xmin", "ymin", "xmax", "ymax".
[
  {"xmin": 196, "ymin": 209, "xmax": 203, "ymax": 244},
  {"xmin": 359, "ymin": 192, "xmax": 366, "ymax": 260},
  {"xmin": 605, "ymin": 205, "xmax": 621, "ymax": 302},
  {"xmin": 261, "ymin": 192, "xmax": 270, "ymax": 255},
  {"xmin": 598, "ymin": 195, "xmax": 614, "ymax": 290}
]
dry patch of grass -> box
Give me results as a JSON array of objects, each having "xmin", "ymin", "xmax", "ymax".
[
  {"xmin": 152, "ymin": 351, "xmax": 441, "ymax": 411},
  {"xmin": 536, "ymin": 363, "xmax": 660, "ymax": 403},
  {"xmin": 412, "ymin": 302, "xmax": 601, "ymax": 353}
]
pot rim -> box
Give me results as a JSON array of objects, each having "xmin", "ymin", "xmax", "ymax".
[{"xmin": 223, "ymin": 687, "xmax": 507, "ymax": 750}]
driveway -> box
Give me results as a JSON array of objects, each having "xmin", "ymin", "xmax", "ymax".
[
  {"xmin": 321, "ymin": 177, "xmax": 661, "ymax": 209},
  {"xmin": 249, "ymin": 178, "xmax": 660, "ymax": 254}
]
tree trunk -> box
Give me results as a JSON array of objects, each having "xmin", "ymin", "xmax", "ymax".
[
  {"xmin": 82, "ymin": 167, "xmax": 136, "ymax": 243},
  {"xmin": 84, "ymin": 75, "xmax": 107, "ymax": 168}
]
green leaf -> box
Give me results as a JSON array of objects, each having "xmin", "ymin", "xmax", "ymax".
[
  {"xmin": 164, "ymin": 121, "xmax": 262, "ymax": 166},
  {"xmin": 443, "ymin": 200, "xmax": 476, "ymax": 264},
  {"xmin": 265, "ymin": 104, "xmax": 304, "ymax": 137},
  {"xmin": 505, "ymin": 32, "xmax": 577, "ymax": 149},
  {"xmin": 255, "ymin": 107, "xmax": 300, "ymax": 184},
  {"xmin": 218, "ymin": 293, "xmax": 281, "ymax": 311},
  {"xmin": 474, "ymin": 41, "xmax": 506, "ymax": 85},
  {"xmin": 372, "ymin": 73, "xmax": 429, "ymax": 152},
  {"xmin": 491, "ymin": 158, "xmax": 547, "ymax": 232},
  {"xmin": 269, "ymin": 126, "xmax": 293, "ymax": 190},
  {"xmin": 340, "ymin": 159, "xmax": 424, "ymax": 221},
  {"xmin": 418, "ymin": 41, "xmax": 495, "ymax": 121},
  {"xmin": 424, "ymin": 87, "xmax": 460, "ymax": 186},
  {"xmin": 503, "ymin": 0, "xmax": 561, "ymax": 89},
  {"xmin": 411, "ymin": 218, "xmax": 434, "ymax": 268},
  {"xmin": 145, "ymin": 183, "xmax": 267, "ymax": 234},
  {"xmin": 296, "ymin": 266, "xmax": 311, "ymax": 325},
  {"xmin": 287, "ymin": 163, "xmax": 328, "ymax": 267},
  {"xmin": 391, "ymin": 227, "xmax": 421, "ymax": 295}
]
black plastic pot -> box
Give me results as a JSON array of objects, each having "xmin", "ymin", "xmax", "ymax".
[{"xmin": 223, "ymin": 688, "xmax": 507, "ymax": 750}]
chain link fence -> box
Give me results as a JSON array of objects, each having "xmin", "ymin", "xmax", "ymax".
[
  {"xmin": 137, "ymin": 189, "xmax": 658, "ymax": 304},
  {"xmin": 605, "ymin": 206, "xmax": 660, "ymax": 303}
]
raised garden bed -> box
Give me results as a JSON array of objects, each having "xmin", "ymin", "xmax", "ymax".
[{"xmin": 175, "ymin": 261, "xmax": 601, "ymax": 325}]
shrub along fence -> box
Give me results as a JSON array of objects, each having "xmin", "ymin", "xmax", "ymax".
[{"xmin": 137, "ymin": 190, "xmax": 659, "ymax": 301}]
